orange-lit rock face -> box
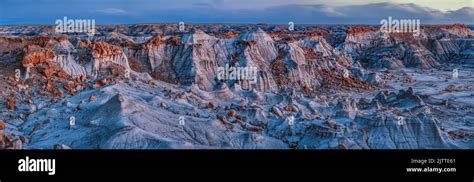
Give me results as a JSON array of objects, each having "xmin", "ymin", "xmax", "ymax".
[
  {"xmin": 42, "ymin": 67, "xmax": 56, "ymax": 78},
  {"xmin": 440, "ymin": 24, "xmax": 471, "ymax": 37},
  {"xmin": 214, "ymin": 30, "xmax": 241, "ymax": 39},
  {"xmin": 78, "ymin": 41, "xmax": 130, "ymax": 78},
  {"xmin": 390, "ymin": 32, "xmax": 418, "ymax": 44},
  {"xmin": 166, "ymin": 36, "xmax": 180, "ymax": 46},
  {"xmin": 0, "ymin": 120, "xmax": 5, "ymax": 131},
  {"xmin": 235, "ymin": 39, "xmax": 257, "ymax": 47},
  {"xmin": 346, "ymin": 26, "xmax": 378, "ymax": 35},
  {"xmin": 6, "ymin": 95, "xmax": 17, "ymax": 110},
  {"xmin": 21, "ymin": 45, "xmax": 55, "ymax": 66},
  {"xmin": 267, "ymin": 30, "xmax": 332, "ymax": 41},
  {"xmin": 91, "ymin": 41, "xmax": 124, "ymax": 58},
  {"xmin": 424, "ymin": 24, "xmax": 469, "ymax": 31},
  {"xmin": 144, "ymin": 35, "xmax": 164, "ymax": 48},
  {"xmin": 0, "ymin": 36, "xmax": 67, "ymax": 54},
  {"xmin": 79, "ymin": 41, "xmax": 125, "ymax": 58}
]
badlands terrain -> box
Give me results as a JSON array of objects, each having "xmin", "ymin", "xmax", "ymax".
[{"xmin": 0, "ymin": 24, "xmax": 473, "ymax": 149}]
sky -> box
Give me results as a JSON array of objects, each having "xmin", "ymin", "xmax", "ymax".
[{"xmin": 0, "ymin": 0, "xmax": 473, "ymax": 25}]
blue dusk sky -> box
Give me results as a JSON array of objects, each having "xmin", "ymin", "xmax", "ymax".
[{"xmin": 0, "ymin": 0, "xmax": 472, "ymax": 25}]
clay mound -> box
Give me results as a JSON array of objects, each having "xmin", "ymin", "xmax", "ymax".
[
  {"xmin": 354, "ymin": 113, "xmax": 452, "ymax": 149},
  {"xmin": 370, "ymin": 87, "xmax": 425, "ymax": 109}
]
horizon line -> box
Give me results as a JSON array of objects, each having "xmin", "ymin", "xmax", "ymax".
[{"xmin": 1, "ymin": 22, "xmax": 473, "ymax": 26}]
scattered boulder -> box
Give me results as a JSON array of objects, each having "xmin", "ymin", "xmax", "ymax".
[
  {"xmin": 160, "ymin": 102, "xmax": 168, "ymax": 109},
  {"xmin": 228, "ymin": 110, "xmax": 236, "ymax": 118},
  {"xmin": 19, "ymin": 136, "xmax": 29, "ymax": 144},
  {"xmin": 54, "ymin": 144, "xmax": 72, "ymax": 150},
  {"xmin": 89, "ymin": 95, "xmax": 97, "ymax": 102},
  {"xmin": 0, "ymin": 120, "xmax": 5, "ymax": 131},
  {"xmin": 6, "ymin": 96, "xmax": 17, "ymax": 110},
  {"xmin": 11, "ymin": 139, "xmax": 22, "ymax": 149},
  {"xmin": 271, "ymin": 106, "xmax": 284, "ymax": 117}
]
